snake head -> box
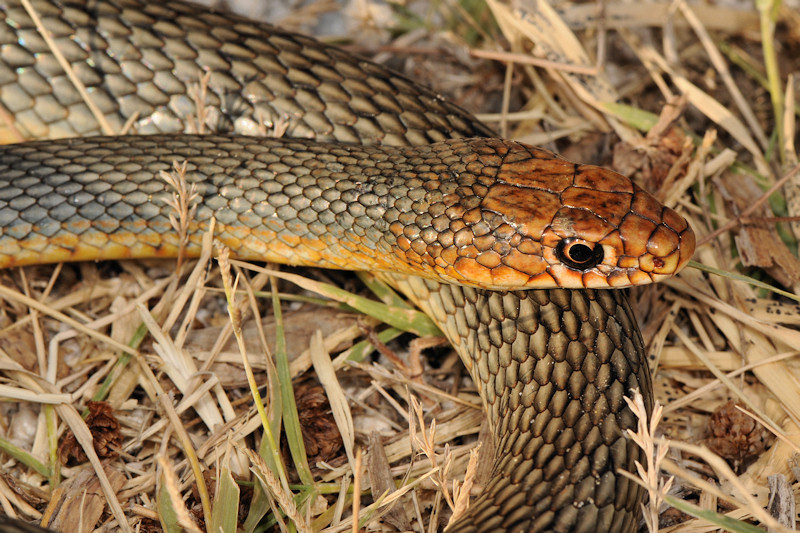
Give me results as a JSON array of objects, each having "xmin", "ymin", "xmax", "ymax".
[{"xmin": 429, "ymin": 139, "xmax": 695, "ymax": 289}]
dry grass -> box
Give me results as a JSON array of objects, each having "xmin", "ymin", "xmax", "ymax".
[{"xmin": 0, "ymin": 0, "xmax": 799, "ymax": 532}]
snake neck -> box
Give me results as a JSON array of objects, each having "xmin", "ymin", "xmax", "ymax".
[{"xmin": 389, "ymin": 274, "xmax": 652, "ymax": 533}]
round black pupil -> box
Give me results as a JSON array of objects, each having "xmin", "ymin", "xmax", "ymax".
[{"xmin": 569, "ymin": 243, "xmax": 594, "ymax": 263}]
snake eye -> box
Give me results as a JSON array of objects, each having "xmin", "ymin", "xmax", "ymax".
[{"xmin": 555, "ymin": 239, "xmax": 604, "ymax": 271}]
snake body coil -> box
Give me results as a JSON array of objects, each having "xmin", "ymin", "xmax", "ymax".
[{"xmin": 0, "ymin": 1, "xmax": 695, "ymax": 531}]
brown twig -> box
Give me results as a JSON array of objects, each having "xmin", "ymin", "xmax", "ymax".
[
  {"xmin": 698, "ymin": 161, "xmax": 800, "ymax": 246},
  {"xmin": 470, "ymin": 48, "xmax": 600, "ymax": 75}
]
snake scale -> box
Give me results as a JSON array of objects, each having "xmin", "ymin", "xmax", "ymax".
[{"xmin": 0, "ymin": 1, "xmax": 695, "ymax": 531}]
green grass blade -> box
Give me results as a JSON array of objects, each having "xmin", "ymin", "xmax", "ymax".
[
  {"xmin": 0, "ymin": 435, "xmax": 49, "ymax": 477},
  {"xmin": 600, "ymin": 102, "xmax": 659, "ymax": 132},
  {"xmin": 664, "ymin": 494, "xmax": 766, "ymax": 533},
  {"xmin": 210, "ymin": 467, "xmax": 240, "ymax": 533},
  {"xmin": 230, "ymin": 262, "xmax": 440, "ymax": 336},
  {"xmin": 688, "ymin": 260, "xmax": 800, "ymax": 302},
  {"xmin": 270, "ymin": 276, "xmax": 314, "ymax": 488},
  {"xmin": 357, "ymin": 272, "xmax": 412, "ymax": 307}
]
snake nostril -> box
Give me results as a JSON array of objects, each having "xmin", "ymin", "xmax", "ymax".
[{"xmin": 555, "ymin": 238, "xmax": 604, "ymax": 271}]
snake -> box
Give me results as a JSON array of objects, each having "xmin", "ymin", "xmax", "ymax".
[{"xmin": 0, "ymin": 1, "xmax": 696, "ymax": 532}]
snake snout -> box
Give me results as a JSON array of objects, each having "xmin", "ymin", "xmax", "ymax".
[
  {"xmin": 640, "ymin": 203, "xmax": 696, "ymax": 279},
  {"xmin": 614, "ymin": 184, "xmax": 695, "ymax": 286}
]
